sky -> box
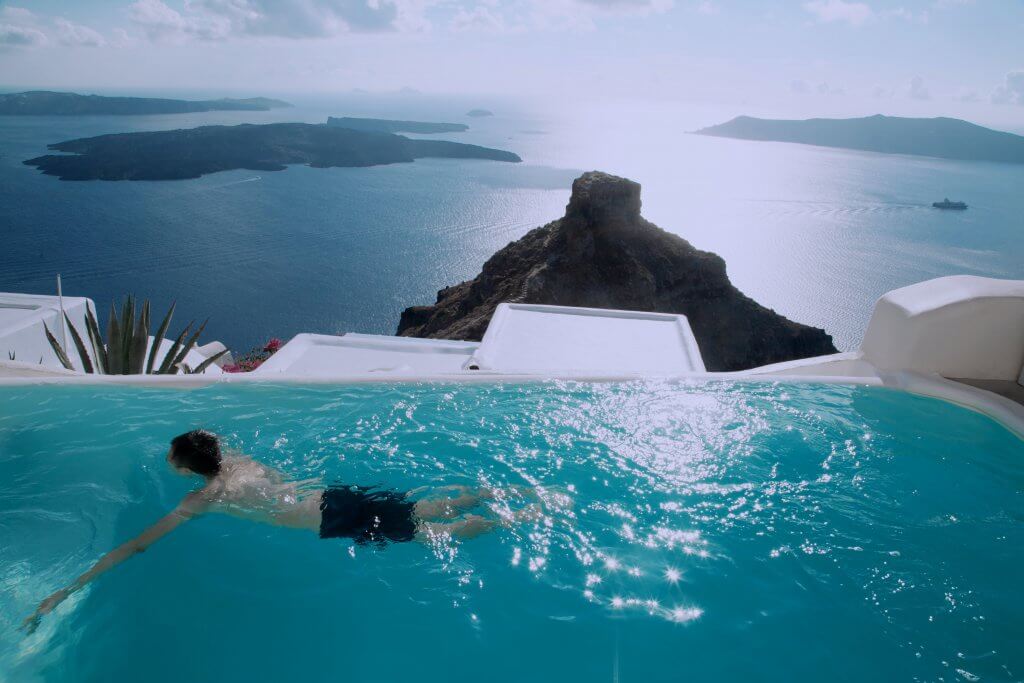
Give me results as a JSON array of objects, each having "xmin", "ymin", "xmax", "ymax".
[{"xmin": 0, "ymin": 0, "xmax": 1022, "ymax": 126}]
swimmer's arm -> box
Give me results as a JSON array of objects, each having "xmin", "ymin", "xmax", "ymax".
[
  {"xmin": 77, "ymin": 493, "xmax": 205, "ymax": 582},
  {"xmin": 23, "ymin": 492, "xmax": 208, "ymax": 632}
]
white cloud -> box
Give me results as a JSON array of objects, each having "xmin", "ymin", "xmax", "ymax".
[
  {"xmin": 196, "ymin": 0, "xmax": 402, "ymax": 35},
  {"xmin": 128, "ymin": 0, "xmax": 424, "ymax": 41},
  {"xmin": 883, "ymin": 7, "xmax": 928, "ymax": 23},
  {"xmin": 576, "ymin": 0, "xmax": 674, "ymax": 13},
  {"xmin": 449, "ymin": 0, "xmax": 673, "ymax": 35},
  {"xmin": 0, "ymin": 23, "xmax": 46, "ymax": 46},
  {"xmin": 0, "ymin": 7, "xmax": 104, "ymax": 48},
  {"xmin": 55, "ymin": 17, "xmax": 107, "ymax": 47},
  {"xmin": 696, "ymin": 1, "xmax": 717, "ymax": 15},
  {"xmin": 128, "ymin": 0, "xmax": 230, "ymax": 41},
  {"xmin": 907, "ymin": 75, "xmax": 930, "ymax": 100},
  {"xmin": 0, "ymin": 7, "xmax": 48, "ymax": 47},
  {"xmin": 803, "ymin": 0, "xmax": 873, "ymax": 27},
  {"xmin": 872, "ymin": 85, "xmax": 894, "ymax": 98},
  {"xmin": 991, "ymin": 71, "xmax": 1024, "ymax": 106},
  {"xmin": 110, "ymin": 27, "xmax": 137, "ymax": 47},
  {"xmin": 8, "ymin": 0, "xmax": 679, "ymax": 48},
  {"xmin": 450, "ymin": 6, "xmax": 507, "ymax": 32}
]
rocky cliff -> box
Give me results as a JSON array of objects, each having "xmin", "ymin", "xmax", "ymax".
[{"xmin": 397, "ymin": 171, "xmax": 838, "ymax": 371}]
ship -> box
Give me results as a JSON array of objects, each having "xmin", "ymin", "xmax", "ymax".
[{"xmin": 932, "ymin": 198, "xmax": 968, "ymax": 210}]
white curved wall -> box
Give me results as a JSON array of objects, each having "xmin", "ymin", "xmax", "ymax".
[{"xmin": 860, "ymin": 276, "xmax": 1024, "ymax": 381}]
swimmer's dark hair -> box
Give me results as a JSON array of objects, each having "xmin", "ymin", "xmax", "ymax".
[{"xmin": 170, "ymin": 430, "xmax": 222, "ymax": 477}]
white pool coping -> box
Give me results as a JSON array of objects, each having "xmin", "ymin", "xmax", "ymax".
[{"xmin": 255, "ymin": 333, "xmax": 479, "ymax": 376}]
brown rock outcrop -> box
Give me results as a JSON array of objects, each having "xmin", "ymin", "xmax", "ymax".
[{"xmin": 397, "ymin": 171, "xmax": 837, "ymax": 371}]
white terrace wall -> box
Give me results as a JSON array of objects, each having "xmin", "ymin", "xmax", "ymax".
[
  {"xmin": 860, "ymin": 276, "xmax": 1024, "ymax": 381},
  {"xmin": 0, "ymin": 293, "xmax": 94, "ymax": 370}
]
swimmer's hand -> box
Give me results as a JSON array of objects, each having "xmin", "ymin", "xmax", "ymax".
[{"xmin": 22, "ymin": 588, "xmax": 71, "ymax": 634}]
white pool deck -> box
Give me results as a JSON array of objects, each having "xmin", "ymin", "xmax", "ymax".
[
  {"xmin": 471, "ymin": 304, "xmax": 706, "ymax": 375},
  {"xmin": 2, "ymin": 276, "xmax": 1023, "ymax": 439},
  {"xmin": 256, "ymin": 333, "xmax": 480, "ymax": 376},
  {"xmin": 255, "ymin": 305, "xmax": 706, "ymax": 377}
]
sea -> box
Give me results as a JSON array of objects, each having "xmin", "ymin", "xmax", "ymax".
[{"xmin": 2, "ymin": 91, "xmax": 1023, "ymax": 355}]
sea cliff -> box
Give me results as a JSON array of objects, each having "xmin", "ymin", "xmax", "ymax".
[{"xmin": 398, "ymin": 172, "xmax": 838, "ymax": 371}]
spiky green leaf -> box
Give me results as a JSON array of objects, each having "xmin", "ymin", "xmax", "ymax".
[
  {"xmin": 146, "ymin": 301, "xmax": 175, "ymax": 374},
  {"xmin": 63, "ymin": 313, "xmax": 94, "ymax": 374},
  {"xmin": 157, "ymin": 323, "xmax": 192, "ymax": 375},
  {"xmin": 189, "ymin": 349, "xmax": 229, "ymax": 375},
  {"xmin": 106, "ymin": 302, "xmax": 123, "ymax": 374},
  {"xmin": 169, "ymin": 319, "xmax": 208, "ymax": 374},
  {"xmin": 84, "ymin": 306, "xmax": 107, "ymax": 374},
  {"xmin": 129, "ymin": 300, "xmax": 149, "ymax": 374},
  {"xmin": 120, "ymin": 295, "xmax": 135, "ymax": 377},
  {"xmin": 43, "ymin": 322, "xmax": 74, "ymax": 371}
]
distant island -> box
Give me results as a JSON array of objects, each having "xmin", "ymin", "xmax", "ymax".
[
  {"xmin": 0, "ymin": 91, "xmax": 292, "ymax": 116},
  {"xmin": 466, "ymin": 109, "xmax": 494, "ymax": 118},
  {"xmin": 694, "ymin": 114, "xmax": 1024, "ymax": 164},
  {"xmin": 24, "ymin": 123, "xmax": 521, "ymax": 181},
  {"xmin": 326, "ymin": 116, "xmax": 468, "ymax": 134}
]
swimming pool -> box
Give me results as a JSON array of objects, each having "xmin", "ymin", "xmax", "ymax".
[{"xmin": 1, "ymin": 380, "xmax": 1022, "ymax": 682}]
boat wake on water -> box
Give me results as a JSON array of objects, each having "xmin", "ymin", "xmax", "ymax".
[
  {"xmin": 747, "ymin": 199, "xmax": 927, "ymax": 218},
  {"xmin": 203, "ymin": 176, "xmax": 263, "ymax": 190}
]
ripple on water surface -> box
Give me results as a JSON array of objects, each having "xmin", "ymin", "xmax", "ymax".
[{"xmin": 0, "ymin": 380, "xmax": 1022, "ymax": 682}]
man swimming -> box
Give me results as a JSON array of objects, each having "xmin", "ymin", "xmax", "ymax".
[{"xmin": 25, "ymin": 429, "xmax": 537, "ymax": 632}]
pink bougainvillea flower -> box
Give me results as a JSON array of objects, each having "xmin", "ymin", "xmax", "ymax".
[{"xmin": 264, "ymin": 338, "xmax": 283, "ymax": 353}]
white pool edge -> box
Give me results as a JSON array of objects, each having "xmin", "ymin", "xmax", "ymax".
[{"xmin": 3, "ymin": 275, "xmax": 1022, "ymax": 440}]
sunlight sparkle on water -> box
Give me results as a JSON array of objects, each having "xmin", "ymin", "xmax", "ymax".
[{"xmin": 669, "ymin": 607, "xmax": 704, "ymax": 624}]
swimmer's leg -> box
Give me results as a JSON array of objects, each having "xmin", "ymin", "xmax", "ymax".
[
  {"xmin": 413, "ymin": 486, "xmax": 495, "ymax": 522},
  {"xmin": 417, "ymin": 515, "xmax": 497, "ymax": 540},
  {"xmin": 412, "ymin": 484, "xmax": 556, "ymax": 524}
]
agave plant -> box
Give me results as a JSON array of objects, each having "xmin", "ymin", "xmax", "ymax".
[{"xmin": 44, "ymin": 295, "xmax": 227, "ymax": 375}]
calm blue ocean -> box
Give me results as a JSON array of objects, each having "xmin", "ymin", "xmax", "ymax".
[{"xmin": 2, "ymin": 92, "xmax": 1022, "ymax": 353}]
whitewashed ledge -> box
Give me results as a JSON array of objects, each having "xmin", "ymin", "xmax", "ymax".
[
  {"xmin": 0, "ymin": 292, "xmax": 227, "ymax": 375},
  {"xmin": 1, "ymin": 277, "xmax": 1023, "ymax": 439}
]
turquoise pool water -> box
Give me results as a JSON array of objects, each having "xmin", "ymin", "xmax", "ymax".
[{"xmin": 1, "ymin": 381, "xmax": 1022, "ymax": 682}]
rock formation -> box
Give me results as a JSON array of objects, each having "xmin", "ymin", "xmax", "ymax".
[{"xmin": 397, "ymin": 171, "xmax": 837, "ymax": 371}]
